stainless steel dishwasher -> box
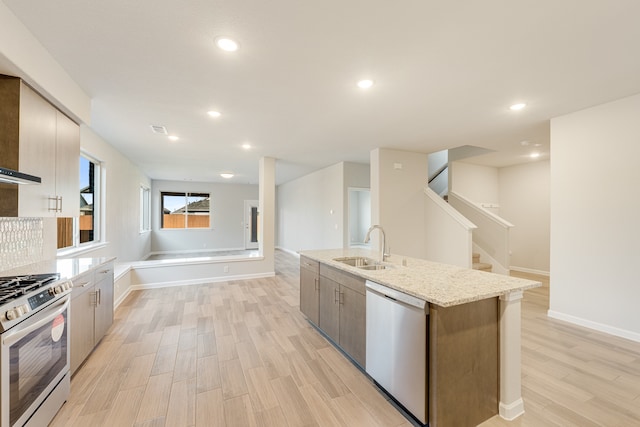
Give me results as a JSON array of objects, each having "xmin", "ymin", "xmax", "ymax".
[{"xmin": 365, "ymin": 280, "xmax": 428, "ymax": 425}]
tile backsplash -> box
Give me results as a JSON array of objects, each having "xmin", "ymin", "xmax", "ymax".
[{"xmin": 0, "ymin": 217, "xmax": 44, "ymax": 272}]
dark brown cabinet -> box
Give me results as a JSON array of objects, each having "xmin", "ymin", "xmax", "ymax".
[
  {"xmin": 317, "ymin": 264, "xmax": 366, "ymax": 367},
  {"xmin": 299, "ymin": 256, "xmax": 320, "ymax": 325}
]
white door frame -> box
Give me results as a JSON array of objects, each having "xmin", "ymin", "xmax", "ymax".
[{"xmin": 244, "ymin": 200, "xmax": 259, "ymax": 250}]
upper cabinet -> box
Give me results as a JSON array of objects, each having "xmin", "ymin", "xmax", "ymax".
[
  {"xmin": 54, "ymin": 111, "xmax": 80, "ymax": 217},
  {"xmin": 0, "ymin": 76, "xmax": 79, "ymax": 217}
]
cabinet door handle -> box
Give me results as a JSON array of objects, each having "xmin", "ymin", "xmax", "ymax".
[
  {"xmin": 314, "ymin": 278, "xmax": 319, "ymax": 291},
  {"xmin": 334, "ymin": 289, "xmax": 339, "ymax": 304},
  {"xmin": 77, "ymin": 281, "xmax": 91, "ymax": 288},
  {"xmin": 48, "ymin": 196, "xmax": 61, "ymax": 212},
  {"xmin": 92, "ymin": 291, "xmax": 98, "ymax": 306},
  {"xmin": 339, "ymin": 291, "xmax": 344, "ymax": 305},
  {"xmin": 97, "ymin": 288, "xmax": 101, "ymax": 305}
]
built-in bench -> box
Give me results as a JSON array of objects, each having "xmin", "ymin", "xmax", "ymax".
[{"xmin": 113, "ymin": 254, "xmax": 274, "ymax": 308}]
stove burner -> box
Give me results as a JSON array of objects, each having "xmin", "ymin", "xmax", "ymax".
[{"xmin": 0, "ymin": 273, "xmax": 60, "ymax": 305}]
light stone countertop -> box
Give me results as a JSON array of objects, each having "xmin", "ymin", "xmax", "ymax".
[
  {"xmin": 1, "ymin": 257, "xmax": 116, "ymax": 280},
  {"xmin": 299, "ymin": 248, "xmax": 541, "ymax": 307}
]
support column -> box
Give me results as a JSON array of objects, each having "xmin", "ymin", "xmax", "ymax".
[
  {"xmin": 499, "ymin": 290, "xmax": 525, "ymax": 420},
  {"xmin": 259, "ymin": 157, "xmax": 275, "ymax": 271}
]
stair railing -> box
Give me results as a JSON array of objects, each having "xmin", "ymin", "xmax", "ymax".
[{"xmin": 448, "ymin": 191, "xmax": 513, "ymax": 274}]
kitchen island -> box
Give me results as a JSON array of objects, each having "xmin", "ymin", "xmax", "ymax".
[{"xmin": 299, "ymin": 248, "xmax": 541, "ymax": 427}]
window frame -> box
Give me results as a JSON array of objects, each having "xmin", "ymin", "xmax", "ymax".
[
  {"xmin": 160, "ymin": 191, "xmax": 211, "ymax": 230},
  {"xmin": 78, "ymin": 154, "xmax": 100, "ymax": 246},
  {"xmin": 140, "ymin": 185, "xmax": 151, "ymax": 233},
  {"xmin": 57, "ymin": 152, "xmax": 104, "ymax": 255}
]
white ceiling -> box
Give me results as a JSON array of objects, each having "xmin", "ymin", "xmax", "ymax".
[{"xmin": 2, "ymin": 0, "xmax": 640, "ymax": 184}]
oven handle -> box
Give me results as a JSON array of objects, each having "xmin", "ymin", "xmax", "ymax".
[{"xmin": 2, "ymin": 296, "xmax": 70, "ymax": 347}]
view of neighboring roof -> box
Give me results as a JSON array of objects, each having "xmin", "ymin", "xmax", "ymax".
[{"xmin": 170, "ymin": 198, "xmax": 210, "ymax": 214}]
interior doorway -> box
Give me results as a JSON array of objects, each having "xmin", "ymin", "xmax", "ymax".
[
  {"xmin": 348, "ymin": 188, "xmax": 371, "ymax": 248},
  {"xmin": 244, "ymin": 200, "xmax": 259, "ymax": 250}
]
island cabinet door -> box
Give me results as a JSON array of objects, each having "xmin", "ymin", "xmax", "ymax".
[
  {"xmin": 300, "ymin": 266, "xmax": 320, "ymax": 324},
  {"xmin": 338, "ymin": 285, "xmax": 366, "ymax": 368},
  {"xmin": 318, "ymin": 276, "xmax": 340, "ymax": 343}
]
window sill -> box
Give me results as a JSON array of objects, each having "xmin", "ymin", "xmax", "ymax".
[
  {"xmin": 159, "ymin": 228, "xmax": 213, "ymax": 231},
  {"xmin": 57, "ymin": 241, "xmax": 109, "ymax": 258}
]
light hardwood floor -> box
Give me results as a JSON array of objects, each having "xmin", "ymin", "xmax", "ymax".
[{"xmin": 51, "ymin": 252, "xmax": 640, "ymax": 426}]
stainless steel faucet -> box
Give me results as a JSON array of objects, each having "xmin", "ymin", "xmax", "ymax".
[{"xmin": 364, "ymin": 225, "xmax": 389, "ymax": 262}]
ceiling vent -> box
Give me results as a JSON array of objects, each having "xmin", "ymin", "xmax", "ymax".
[{"xmin": 150, "ymin": 125, "xmax": 168, "ymax": 135}]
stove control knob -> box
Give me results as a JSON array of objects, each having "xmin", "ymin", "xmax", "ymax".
[
  {"xmin": 5, "ymin": 308, "xmax": 19, "ymax": 321},
  {"xmin": 52, "ymin": 285, "xmax": 64, "ymax": 295},
  {"xmin": 21, "ymin": 304, "xmax": 30, "ymax": 315}
]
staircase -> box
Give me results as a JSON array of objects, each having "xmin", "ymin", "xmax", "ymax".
[{"xmin": 472, "ymin": 253, "xmax": 492, "ymax": 272}]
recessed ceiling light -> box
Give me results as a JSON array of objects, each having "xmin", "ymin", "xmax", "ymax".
[
  {"xmin": 530, "ymin": 152, "xmax": 540, "ymax": 159},
  {"xmin": 242, "ymin": 143, "xmax": 251, "ymax": 150},
  {"xmin": 168, "ymin": 135, "xmax": 179, "ymax": 141},
  {"xmin": 207, "ymin": 110, "xmax": 222, "ymax": 118},
  {"xmin": 357, "ymin": 79, "xmax": 374, "ymax": 89},
  {"xmin": 510, "ymin": 103, "xmax": 526, "ymax": 111},
  {"xmin": 220, "ymin": 172, "xmax": 234, "ymax": 179},
  {"xmin": 216, "ymin": 37, "xmax": 239, "ymax": 52}
]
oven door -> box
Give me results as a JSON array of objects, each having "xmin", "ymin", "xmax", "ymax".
[{"xmin": 1, "ymin": 296, "xmax": 70, "ymax": 427}]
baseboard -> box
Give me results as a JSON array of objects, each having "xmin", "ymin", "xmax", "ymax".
[
  {"xmin": 130, "ymin": 271, "xmax": 276, "ymax": 291},
  {"xmin": 547, "ymin": 310, "xmax": 640, "ymax": 343},
  {"xmin": 510, "ymin": 266, "xmax": 550, "ymax": 277},
  {"xmin": 499, "ymin": 398, "xmax": 525, "ymax": 420},
  {"xmin": 114, "ymin": 286, "xmax": 133, "ymax": 309},
  {"xmin": 275, "ymin": 246, "xmax": 299, "ymax": 257}
]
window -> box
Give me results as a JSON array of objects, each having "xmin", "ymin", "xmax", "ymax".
[
  {"xmin": 79, "ymin": 156, "xmax": 97, "ymax": 244},
  {"xmin": 140, "ymin": 186, "xmax": 150, "ymax": 232},
  {"xmin": 161, "ymin": 192, "xmax": 210, "ymax": 229},
  {"xmin": 57, "ymin": 155, "xmax": 101, "ymax": 250}
]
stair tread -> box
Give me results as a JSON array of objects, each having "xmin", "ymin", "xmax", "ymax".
[{"xmin": 473, "ymin": 262, "xmax": 492, "ymax": 271}]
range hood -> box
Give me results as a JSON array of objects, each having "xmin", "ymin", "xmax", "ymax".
[{"xmin": 0, "ymin": 167, "xmax": 41, "ymax": 185}]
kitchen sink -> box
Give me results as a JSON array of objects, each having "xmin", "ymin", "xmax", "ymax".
[
  {"xmin": 333, "ymin": 256, "xmax": 376, "ymax": 267},
  {"xmin": 333, "ymin": 257, "xmax": 394, "ymax": 270}
]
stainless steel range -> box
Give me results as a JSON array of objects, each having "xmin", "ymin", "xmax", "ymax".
[{"xmin": 0, "ymin": 273, "xmax": 72, "ymax": 427}]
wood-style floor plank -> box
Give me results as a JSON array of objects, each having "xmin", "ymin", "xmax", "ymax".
[{"xmin": 51, "ymin": 251, "xmax": 640, "ymax": 427}]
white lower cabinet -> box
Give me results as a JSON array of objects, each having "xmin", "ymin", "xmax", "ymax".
[{"xmin": 70, "ymin": 262, "xmax": 114, "ymax": 375}]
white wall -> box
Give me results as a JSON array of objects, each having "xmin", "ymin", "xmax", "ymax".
[
  {"xmin": 550, "ymin": 94, "xmax": 640, "ymax": 341},
  {"xmin": 276, "ymin": 162, "xmax": 344, "ymax": 252},
  {"xmin": 450, "ymin": 161, "xmax": 499, "ymax": 212},
  {"xmin": 499, "ymin": 160, "xmax": 550, "ymax": 274},
  {"xmin": 76, "ymin": 126, "xmax": 152, "ymax": 262},
  {"xmin": 151, "ymin": 180, "xmax": 258, "ymax": 253},
  {"xmin": 371, "ymin": 148, "xmax": 428, "ymax": 259}
]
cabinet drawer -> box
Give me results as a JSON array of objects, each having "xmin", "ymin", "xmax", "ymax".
[
  {"xmin": 94, "ymin": 263, "xmax": 114, "ymax": 282},
  {"xmin": 319, "ymin": 264, "xmax": 365, "ymax": 295},
  {"xmin": 71, "ymin": 271, "xmax": 94, "ymax": 299},
  {"xmin": 300, "ymin": 256, "xmax": 319, "ymax": 274}
]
